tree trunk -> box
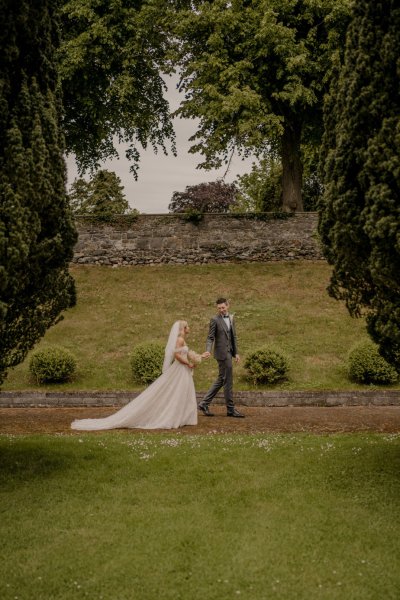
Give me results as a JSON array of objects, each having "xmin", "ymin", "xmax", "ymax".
[{"xmin": 281, "ymin": 119, "xmax": 303, "ymax": 212}]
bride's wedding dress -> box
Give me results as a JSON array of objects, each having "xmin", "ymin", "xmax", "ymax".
[{"xmin": 71, "ymin": 345, "xmax": 197, "ymax": 430}]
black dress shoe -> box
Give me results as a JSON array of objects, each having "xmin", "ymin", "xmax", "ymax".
[
  {"xmin": 227, "ymin": 408, "xmax": 245, "ymax": 418},
  {"xmin": 198, "ymin": 403, "xmax": 214, "ymax": 417}
]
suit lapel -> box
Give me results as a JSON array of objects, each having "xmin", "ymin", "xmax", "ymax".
[{"xmin": 230, "ymin": 316, "xmax": 235, "ymax": 335}]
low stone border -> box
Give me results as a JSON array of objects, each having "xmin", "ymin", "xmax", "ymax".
[{"xmin": 1, "ymin": 390, "xmax": 400, "ymax": 408}]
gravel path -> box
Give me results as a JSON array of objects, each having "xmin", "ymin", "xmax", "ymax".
[{"xmin": 2, "ymin": 405, "xmax": 400, "ymax": 434}]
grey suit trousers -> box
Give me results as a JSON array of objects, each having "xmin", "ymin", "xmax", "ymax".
[{"xmin": 202, "ymin": 352, "xmax": 234, "ymax": 410}]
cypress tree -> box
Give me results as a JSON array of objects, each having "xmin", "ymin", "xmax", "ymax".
[
  {"xmin": 0, "ymin": 0, "xmax": 77, "ymax": 384},
  {"xmin": 319, "ymin": 0, "xmax": 400, "ymax": 365}
]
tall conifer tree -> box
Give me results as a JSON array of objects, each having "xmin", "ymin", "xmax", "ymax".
[
  {"xmin": 319, "ymin": 0, "xmax": 400, "ymax": 364},
  {"xmin": 0, "ymin": 0, "xmax": 77, "ymax": 384},
  {"xmin": 69, "ymin": 170, "xmax": 132, "ymax": 218}
]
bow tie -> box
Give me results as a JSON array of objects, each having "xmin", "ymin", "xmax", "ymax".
[{"xmin": 222, "ymin": 315, "xmax": 230, "ymax": 319}]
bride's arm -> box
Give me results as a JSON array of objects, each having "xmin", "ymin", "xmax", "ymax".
[
  {"xmin": 188, "ymin": 349, "xmax": 204, "ymax": 364},
  {"xmin": 174, "ymin": 338, "xmax": 194, "ymax": 369}
]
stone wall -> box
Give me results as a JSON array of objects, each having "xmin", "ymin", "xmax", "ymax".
[{"xmin": 72, "ymin": 212, "xmax": 324, "ymax": 266}]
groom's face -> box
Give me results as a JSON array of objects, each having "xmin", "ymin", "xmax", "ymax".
[{"xmin": 217, "ymin": 302, "xmax": 229, "ymax": 316}]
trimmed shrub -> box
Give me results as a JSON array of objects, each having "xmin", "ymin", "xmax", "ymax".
[
  {"xmin": 130, "ymin": 343, "xmax": 164, "ymax": 384},
  {"xmin": 29, "ymin": 346, "xmax": 77, "ymax": 383},
  {"xmin": 348, "ymin": 341, "xmax": 398, "ymax": 385},
  {"xmin": 244, "ymin": 346, "xmax": 288, "ymax": 385}
]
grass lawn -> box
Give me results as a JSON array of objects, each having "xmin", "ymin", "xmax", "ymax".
[
  {"xmin": 3, "ymin": 262, "xmax": 398, "ymax": 392},
  {"xmin": 1, "ymin": 432, "xmax": 400, "ymax": 599}
]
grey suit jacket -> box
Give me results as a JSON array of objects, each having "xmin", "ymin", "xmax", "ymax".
[{"xmin": 206, "ymin": 314, "xmax": 238, "ymax": 360}]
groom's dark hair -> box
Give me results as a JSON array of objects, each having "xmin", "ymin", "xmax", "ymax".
[{"xmin": 216, "ymin": 297, "xmax": 228, "ymax": 304}]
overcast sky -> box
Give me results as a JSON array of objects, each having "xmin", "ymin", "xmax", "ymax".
[{"xmin": 66, "ymin": 76, "xmax": 254, "ymax": 213}]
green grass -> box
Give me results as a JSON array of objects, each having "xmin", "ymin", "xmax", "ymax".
[
  {"xmin": 3, "ymin": 262, "xmax": 397, "ymax": 391},
  {"xmin": 1, "ymin": 432, "xmax": 400, "ymax": 599}
]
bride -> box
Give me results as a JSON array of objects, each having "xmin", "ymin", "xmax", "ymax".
[{"xmin": 71, "ymin": 321, "xmax": 207, "ymax": 431}]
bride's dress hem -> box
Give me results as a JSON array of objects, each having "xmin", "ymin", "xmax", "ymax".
[{"xmin": 70, "ymin": 347, "xmax": 198, "ymax": 431}]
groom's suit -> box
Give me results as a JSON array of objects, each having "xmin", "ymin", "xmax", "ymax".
[{"xmin": 202, "ymin": 314, "xmax": 238, "ymax": 411}]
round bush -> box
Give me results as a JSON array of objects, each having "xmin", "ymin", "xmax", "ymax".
[
  {"xmin": 244, "ymin": 346, "xmax": 289, "ymax": 385},
  {"xmin": 130, "ymin": 342, "xmax": 164, "ymax": 384},
  {"xmin": 348, "ymin": 341, "xmax": 398, "ymax": 385},
  {"xmin": 29, "ymin": 346, "xmax": 77, "ymax": 383}
]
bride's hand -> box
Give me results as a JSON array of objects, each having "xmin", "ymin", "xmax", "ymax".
[{"xmin": 201, "ymin": 352, "xmax": 210, "ymax": 359}]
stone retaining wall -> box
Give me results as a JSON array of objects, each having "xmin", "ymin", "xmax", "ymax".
[
  {"xmin": 72, "ymin": 212, "xmax": 324, "ymax": 266},
  {"xmin": 2, "ymin": 390, "xmax": 400, "ymax": 408}
]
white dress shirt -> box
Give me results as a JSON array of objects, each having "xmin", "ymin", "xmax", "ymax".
[{"xmin": 222, "ymin": 314, "xmax": 231, "ymax": 330}]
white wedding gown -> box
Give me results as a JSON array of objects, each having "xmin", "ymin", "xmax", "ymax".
[{"xmin": 71, "ymin": 346, "xmax": 198, "ymax": 430}]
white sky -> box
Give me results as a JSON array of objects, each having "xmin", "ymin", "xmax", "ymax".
[{"xmin": 66, "ymin": 76, "xmax": 254, "ymax": 213}]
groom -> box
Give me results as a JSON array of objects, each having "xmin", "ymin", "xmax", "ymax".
[{"xmin": 198, "ymin": 298, "xmax": 245, "ymax": 418}]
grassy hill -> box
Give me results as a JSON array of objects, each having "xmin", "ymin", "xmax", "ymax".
[{"xmin": 3, "ymin": 262, "xmax": 396, "ymax": 392}]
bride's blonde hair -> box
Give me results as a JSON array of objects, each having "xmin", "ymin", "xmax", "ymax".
[{"xmin": 178, "ymin": 320, "xmax": 188, "ymax": 335}]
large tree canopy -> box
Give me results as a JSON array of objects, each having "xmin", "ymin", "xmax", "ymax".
[
  {"xmin": 59, "ymin": 0, "xmax": 177, "ymax": 177},
  {"xmin": 173, "ymin": 0, "xmax": 351, "ymax": 211},
  {"xmin": 0, "ymin": 0, "xmax": 77, "ymax": 384},
  {"xmin": 319, "ymin": 0, "xmax": 400, "ymax": 365}
]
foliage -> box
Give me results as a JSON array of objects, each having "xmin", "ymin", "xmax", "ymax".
[
  {"xmin": 234, "ymin": 158, "xmax": 282, "ymax": 213},
  {"xmin": 29, "ymin": 346, "xmax": 77, "ymax": 383},
  {"xmin": 180, "ymin": 209, "xmax": 204, "ymax": 224},
  {"xmin": 244, "ymin": 346, "xmax": 289, "ymax": 385},
  {"xmin": 168, "ymin": 180, "xmax": 237, "ymax": 213},
  {"xmin": 319, "ymin": 0, "xmax": 400, "ymax": 366},
  {"xmin": 173, "ymin": 0, "xmax": 352, "ymax": 211},
  {"xmin": 301, "ymin": 144, "xmax": 324, "ymax": 212},
  {"xmin": 0, "ymin": 0, "xmax": 77, "ymax": 385},
  {"xmin": 68, "ymin": 169, "xmax": 137, "ymax": 220},
  {"xmin": 302, "ymin": 172, "xmax": 323, "ymax": 212},
  {"xmin": 235, "ymin": 149, "xmax": 323, "ymax": 212},
  {"xmin": 130, "ymin": 342, "xmax": 164, "ymax": 384},
  {"xmin": 348, "ymin": 342, "xmax": 398, "ymax": 386},
  {"xmin": 59, "ymin": 0, "xmax": 176, "ymax": 177}
]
